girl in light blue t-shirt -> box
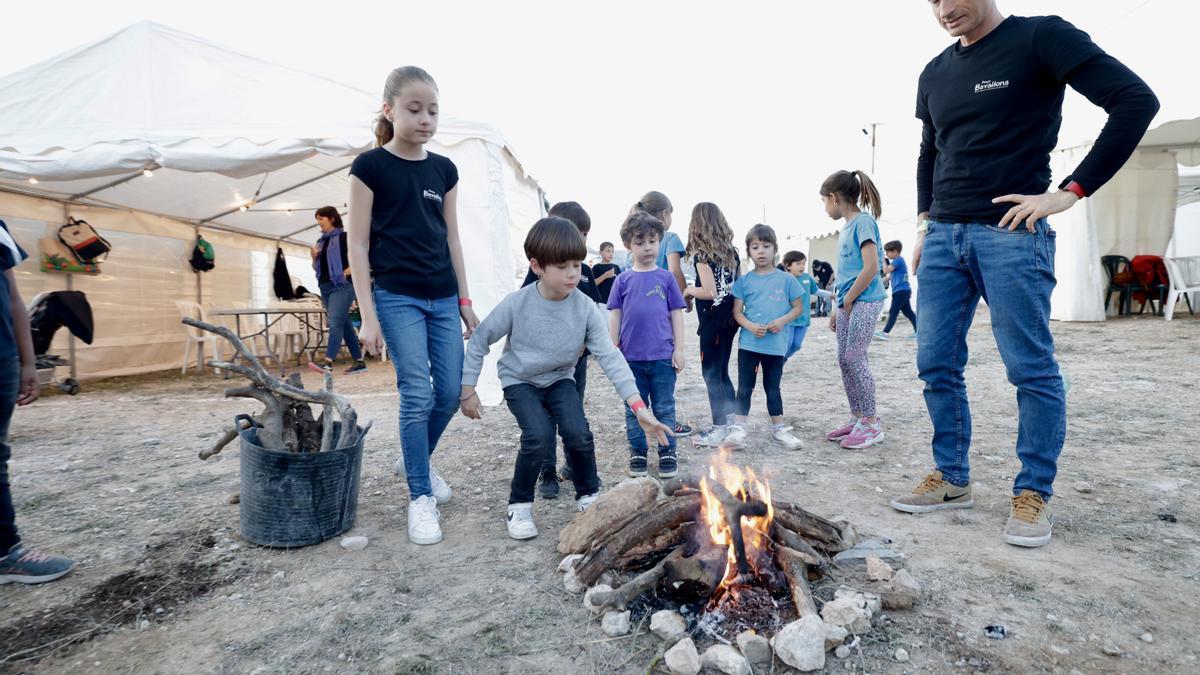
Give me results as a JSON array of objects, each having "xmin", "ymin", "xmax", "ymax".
[{"xmin": 822, "ymin": 170, "xmax": 887, "ymax": 450}]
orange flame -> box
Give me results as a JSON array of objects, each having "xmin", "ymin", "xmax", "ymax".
[{"xmin": 697, "ymin": 448, "xmax": 775, "ymax": 592}]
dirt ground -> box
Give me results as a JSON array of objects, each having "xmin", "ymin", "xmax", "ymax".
[{"xmin": 1, "ymin": 307, "xmax": 1198, "ymax": 674}]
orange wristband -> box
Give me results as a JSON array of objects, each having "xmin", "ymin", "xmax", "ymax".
[
  {"xmin": 631, "ymin": 400, "xmax": 646, "ymax": 414},
  {"xmin": 458, "ymin": 297, "xmax": 472, "ymax": 307}
]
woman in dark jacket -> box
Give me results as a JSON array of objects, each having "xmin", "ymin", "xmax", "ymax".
[{"xmin": 311, "ymin": 206, "xmax": 366, "ymax": 373}]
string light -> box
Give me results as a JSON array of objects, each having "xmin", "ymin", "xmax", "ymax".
[
  {"xmin": 142, "ymin": 169, "xmax": 154, "ymax": 177},
  {"xmin": 28, "ymin": 178, "xmax": 38, "ymax": 184}
]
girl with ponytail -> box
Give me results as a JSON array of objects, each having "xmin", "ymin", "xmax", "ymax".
[
  {"xmin": 820, "ymin": 170, "xmax": 887, "ymax": 450},
  {"xmin": 347, "ymin": 66, "xmax": 479, "ymax": 546}
]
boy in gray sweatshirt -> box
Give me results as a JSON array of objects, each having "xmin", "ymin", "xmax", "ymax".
[{"xmin": 460, "ymin": 217, "xmax": 671, "ymax": 541}]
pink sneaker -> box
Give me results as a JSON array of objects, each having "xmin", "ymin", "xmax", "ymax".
[
  {"xmin": 826, "ymin": 418, "xmax": 857, "ymax": 441},
  {"xmin": 840, "ymin": 419, "xmax": 884, "ymax": 449}
]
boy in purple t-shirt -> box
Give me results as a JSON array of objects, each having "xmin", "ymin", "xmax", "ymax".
[{"xmin": 608, "ymin": 213, "xmax": 687, "ymax": 478}]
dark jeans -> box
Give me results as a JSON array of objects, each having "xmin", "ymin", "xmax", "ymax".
[
  {"xmin": 736, "ymin": 349, "xmax": 785, "ymax": 417},
  {"xmin": 540, "ymin": 354, "xmax": 588, "ymax": 474},
  {"xmin": 1, "ymin": 357, "xmax": 20, "ymax": 554},
  {"xmin": 883, "ymin": 289, "xmax": 917, "ymax": 333},
  {"xmin": 504, "ymin": 380, "xmax": 600, "ymax": 503},
  {"xmin": 320, "ymin": 282, "xmax": 362, "ymax": 361},
  {"xmin": 698, "ymin": 311, "xmax": 738, "ymax": 426},
  {"xmin": 917, "ymin": 219, "xmax": 1066, "ymax": 498},
  {"xmin": 623, "ymin": 360, "xmax": 677, "ymax": 455}
]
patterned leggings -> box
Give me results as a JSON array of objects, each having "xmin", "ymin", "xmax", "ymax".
[{"xmin": 836, "ymin": 300, "xmax": 884, "ymax": 418}]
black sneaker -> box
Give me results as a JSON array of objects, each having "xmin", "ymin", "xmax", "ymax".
[
  {"xmin": 628, "ymin": 453, "xmax": 648, "ymax": 477},
  {"xmin": 558, "ymin": 463, "xmax": 574, "ymax": 483},
  {"xmin": 0, "ymin": 544, "xmax": 75, "ymax": 585},
  {"xmin": 673, "ymin": 423, "xmax": 693, "ymax": 438},
  {"xmin": 657, "ymin": 451, "xmax": 678, "ymax": 479},
  {"xmin": 345, "ymin": 360, "xmax": 367, "ymax": 374},
  {"xmin": 537, "ymin": 468, "xmax": 560, "ymax": 499}
]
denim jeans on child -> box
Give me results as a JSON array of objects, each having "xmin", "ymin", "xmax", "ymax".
[
  {"xmin": 319, "ymin": 282, "xmax": 362, "ymax": 362},
  {"xmin": 374, "ymin": 289, "xmax": 463, "ymax": 500},
  {"xmin": 540, "ymin": 353, "xmax": 588, "ymax": 475},
  {"xmin": 0, "ymin": 357, "xmax": 19, "ymax": 554},
  {"xmin": 623, "ymin": 360, "xmax": 677, "ymax": 455},
  {"xmin": 916, "ymin": 219, "xmax": 1066, "ymax": 498},
  {"xmin": 504, "ymin": 380, "xmax": 600, "ymax": 503}
]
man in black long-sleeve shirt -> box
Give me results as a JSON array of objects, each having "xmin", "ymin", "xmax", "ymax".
[{"xmin": 891, "ymin": 0, "xmax": 1158, "ymax": 549}]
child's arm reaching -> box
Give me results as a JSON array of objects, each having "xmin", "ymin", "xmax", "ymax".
[
  {"xmin": 608, "ymin": 308, "xmax": 622, "ymax": 348},
  {"xmin": 685, "ymin": 264, "xmax": 717, "ymax": 301},
  {"xmin": 459, "ymin": 299, "xmax": 514, "ymax": 419}
]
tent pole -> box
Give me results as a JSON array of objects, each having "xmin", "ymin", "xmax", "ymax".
[
  {"xmin": 61, "ymin": 203, "xmax": 78, "ymax": 382},
  {"xmin": 196, "ymin": 162, "xmax": 353, "ymax": 225},
  {"xmin": 67, "ymin": 163, "xmax": 160, "ymax": 200}
]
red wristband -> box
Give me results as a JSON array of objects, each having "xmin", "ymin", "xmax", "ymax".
[
  {"xmin": 458, "ymin": 297, "xmax": 472, "ymax": 307},
  {"xmin": 1064, "ymin": 181, "xmax": 1087, "ymax": 199},
  {"xmin": 631, "ymin": 400, "xmax": 646, "ymax": 414}
]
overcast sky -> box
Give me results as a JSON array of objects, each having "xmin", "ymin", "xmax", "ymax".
[{"xmin": 4, "ymin": 0, "xmax": 1194, "ymax": 252}]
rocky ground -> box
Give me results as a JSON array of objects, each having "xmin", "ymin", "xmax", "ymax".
[{"xmin": 1, "ymin": 307, "xmax": 1197, "ymax": 674}]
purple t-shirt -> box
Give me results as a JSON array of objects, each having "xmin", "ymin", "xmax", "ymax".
[{"xmin": 607, "ymin": 268, "xmax": 687, "ymax": 362}]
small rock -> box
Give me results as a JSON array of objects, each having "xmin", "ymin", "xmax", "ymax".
[
  {"xmin": 835, "ymin": 587, "xmax": 881, "ymax": 614},
  {"xmin": 894, "ymin": 647, "xmax": 910, "ymax": 662},
  {"xmin": 651, "ymin": 610, "xmax": 688, "ymax": 642},
  {"xmin": 473, "ymin": 487, "xmax": 482, "ymax": 494},
  {"xmin": 1102, "ymin": 642, "xmax": 1123, "ymax": 657},
  {"xmin": 664, "ymin": 637, "xmax": 701, "ymax": 675},
  {"xmin": 563, "ymin": 567, "xmax": 586, "ymax": 594},
  {"xmin": 339, "ymin": 536, "xmax": 369, "ymax": 551},
  {"xmin": 735, "ymin": 630, "xmax": 772, "ymax": 671},
  {"xmin": 154, "ymin": 607, "xmax": 165, "ymax": 614},
  {"xmin": 821, "ymin": 596, "xmax": 872, "ymax": 634},
  {"xmin": 141, "ymin": 438, "xmax": 162, "ymax": 446},
  {"xmin": 138, "ymin": 620, "xmax": 150, "ymax": 631},
  {"xmin": 557, "ymin": 554, "xmax": 583, "ymax": 573},
  {"xmin": 984, "ymin": 624, "xmax": 1008, "ymax": 640},
  {"xmin": 1156, "ymin": 512, "xmax": 1177, "ymax": 523},
  {"xmin": 834, "ymin": 645, "xmax": 851, "ymax": 659},
  {"xmin": 1140, "ymin": 632, "xmax": 1154, "ymax": 644},
  {"xmin": 888, "ymin": 569, "xmax": 922, "ymax": 596},
  {"xmin": 273, "ymin": 571, "xmax": 285, "ymax": 580},
  {"xmin": 227, "ymin": 493, "xmax": 240, "ymax": 504},
  {"xmin": 833, "ymin": 538, "xmax": 904, "ymax": 565},
  {"xmin": 823, "ymin": 623, "xmax": 849, "ymax": 651},
  {"xmin": 583, "ymin": 584, "xmax": 613, "ymax": 613},
  {"xmin": 866, "ymin": 555, "xmax": 894, "ymax": 581},
  {"xmin": 968, "ymin": 657, "xmax": 983, "ymax": 667},
  {"xmin": 700, "ymin": 644, "xmax": 751, "ymax": 675},
  {"xmin": 229, "ymin": 593, "xmax": 243, "ymax": 601},
  {"xmin": 601, "ymin": 610, "xmax": 631, "ymax": 637},
  {"xmin": 1049, "ymin": 645, "xmax": 1070, "ymax": 656},
  {"xmin": 772, "ymin": 615, "xmax": 827, "ymax": 672},
  {"xmin": 1073, "ymin": 481, "xmax": 1093, "ymax": 494}
]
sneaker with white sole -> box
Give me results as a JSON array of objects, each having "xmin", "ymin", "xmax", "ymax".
[
  {"xmin": 826, "ymin": 418, "xmax": 857, "ymax": 441},
  {"xmin": 840, "ymin": 419, "xmax": 884, "ymax": 449},
  {"xmin": 722, "ymin": 424, "xmax": 747, "ymax": 450},
  {"xmin": 395, "ymin": 456, "xmax": 452, "ymax": 504},
  {"xmin": 1004, "ymin": 490, "xmax": 1053, "ymax": 548},
  {"xmin": 694, "ymin": 425, "xmax": 728, "ymax": 447},
  {"xmin": 407, "ymin": 495, "xmax": 443, "ymax": 545},
  {"xmin": 628, "ymin": 452, "xmax": 648, "ymax": 477},
  {"xmin": 772, "ymin": 426, "xmax": 804, "ymax": 450},
  {"xmin": 0, "ymin": 544, "xmax": 75, "ymax": 585},
  {"xmin": 873, "ymin": 330, "xmax": 890, "ymax": 341},
  {"xmin": 890, "ymin": 471, "xmax": 974, "ymax": 514},
  {"xmin": 506, "ymin": 502, "xmax": 538, "ymax": 539},
  {"xmin": 577, "ymin": 493, "xmax": 599, "ymax": 512}
]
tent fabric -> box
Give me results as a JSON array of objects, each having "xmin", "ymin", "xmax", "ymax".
[{"xmin": 0, "ymin": 22, "xmax": 545, "ymax": 403}]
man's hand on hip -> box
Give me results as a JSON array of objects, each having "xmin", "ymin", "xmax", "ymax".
[{"xmin": 993, "ymin": 191, "xmax": 1079, "ymax": 232}]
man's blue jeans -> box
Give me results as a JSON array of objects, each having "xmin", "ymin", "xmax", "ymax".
[
  {"xmin": 916, "ymin": 219, "xmax": 1066, "ymax": 498},
  {"xmin": 319, "ymin": 282, "xmax": 362, "ymax": 362},
  {"xmin": 623, "ymin": 360, "xmax": 677, "ymax": 455},
  {"xmin": 0, "ymin": 357, "xmax": 19, "ymax": 554},
  {"xmin": 374, "ymin": 289, "xmax": 463, "ymax": 499}
]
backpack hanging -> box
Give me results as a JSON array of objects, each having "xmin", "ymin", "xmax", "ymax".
[
  {"xmin": 190, "ymin": 235, "xmax": 215, "ymax": 272},
  {"xmin": 58, "ymin": 217, "xmax": 111, "ymax": 264}
]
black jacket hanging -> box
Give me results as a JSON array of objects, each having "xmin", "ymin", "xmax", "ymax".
[{"xmin": 273, "ymin": 247, "xmax": 296, "ymax": 300}]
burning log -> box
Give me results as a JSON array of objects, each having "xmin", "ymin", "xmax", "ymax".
[
  {"xmin": 775, "ymin": 545, "xmax": 819, "ymax": 618},
  {"xmin": 661, "ymin": 533, "xmax": 729, "ymax": 603},
  {"xmin": 772, "ymin": 501, "xmax": 846, "ymax": 551},
  {"xmin": 616, "ymin": 524, "xmax": 691, "ymax": 570},
  {"xmin": 590, "ymin": 546, "xmax": 681, "ymax": 610},
  {"xmin": 576, "ymin": 493, "xmax": 701, "ymax": 587},
  {"xmin": 705, "ymin": 479, "xmax": 768, "ymax": 580},
  {"xmin": 770, "ymin": 523, "xmax": 827, "ymax": 570}
]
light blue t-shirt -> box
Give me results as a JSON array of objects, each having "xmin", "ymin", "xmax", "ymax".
[
  {"xmin": 789, "ymin": 272, "xmax": 820, "ymax": 327},
  {"xmin": 732, "ymin": 269, "xmax": 804, "ymax": 356},
  {"xmin": 836, "ymin": 212, "xmax": 886, "ymax": 306},
  {"xmin": 656, "ymin": 231, "xmax": 686, "ymax": 272}
]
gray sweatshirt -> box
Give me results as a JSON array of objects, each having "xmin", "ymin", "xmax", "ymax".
[{"xmin": 462, "ymin": 284, "xmax": 638, "ymax": 401}]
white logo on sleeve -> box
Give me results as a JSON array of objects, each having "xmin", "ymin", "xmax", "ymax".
[
  {"xmin": 973, "ymin": 79, "xmax": 1010, "ymax": 93},
  {"xmin": 422, "ymin": 189, "xmax": 443, "ymax": 204}
]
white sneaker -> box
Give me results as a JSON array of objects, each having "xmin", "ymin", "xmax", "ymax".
[
  {"xmin": 577, "ymin": 493, "xmax": 599, "ymax": 512},
  {"xmin": 506, "ymin": 503, "xmax": 538, "ymax": 540},
  {"xmin": 874, "ymin": 330, "xmax": 890, "ymax": 341},
  {"xmin": 773, "ymin": 426, "xmax": 804, "ymax": 450},
  {"xmin": 407, "ymin": 495, "xmax": 443, "ymax": 545},
  {"xmin": 722, "ymin": 424, "xmax": 747, "ymax": 450},
  {"xmin": 396, "ymin": 455, "xmax": 451, "ymax": 505},
  {"xmin": 694, "ymin": 425, "xmax": 728, "ymax": 447}
]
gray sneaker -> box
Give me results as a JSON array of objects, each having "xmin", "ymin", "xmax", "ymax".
[
  {"xmin": 890, "ymin": 471, "xmax": 974, "ymax": 514},
  {"xmin": 0, "ymin": 544, "xmax": 75, "ymax": 584},
  {"xmin": 1004, "ymin": 490, "xmax": 1053, "ymax": 548}
]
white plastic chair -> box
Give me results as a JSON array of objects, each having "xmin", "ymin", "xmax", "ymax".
[
  {"xmin": 1164, "ymin": 256, "xmax": 1200, "ymax": 321},
  {"xmin": 232, "ymin": 301, "xmax": 277, "ymax": 361},
  {"xmin": 272, "ymin": 310, "xmax": 307, "ymax": 364},
  {"xmin": 175, "ymin": 301, "xmax": 223, "ymax": 374}
]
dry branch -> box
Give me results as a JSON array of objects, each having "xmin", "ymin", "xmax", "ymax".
[
  {"xmin": 776, "ymin": 545, "xmax": 819, "ymax": 618},
  {"xmin": 576, "ymin": 493, "xmax": 701, "ymax": 587}
]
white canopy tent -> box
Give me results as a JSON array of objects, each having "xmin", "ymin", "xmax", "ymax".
[
  {"xmin": 0, "ymin": 22, "xmax": 544, "ymax": 403},
  {"xmin": 1049, "ymin": 116, "xmax": 1200, "ymax": 321}
]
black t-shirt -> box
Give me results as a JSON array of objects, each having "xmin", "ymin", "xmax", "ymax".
[
  {"xmin": 812, "ymin": 261, "xmax": 833, "ymax": 288},
  {"xmin": 349, "ymin": 148, "xmax": 459, "ymax": 299},
  {"xmin": 0, "ymin": 220, "xmax": 26, "ymax": 360},
  {"xmin": 591, "ymin": 263, "xmax": 620, "ymax": 303},
  {"xmin": 691, "ymin": 252, "xmax": 739, "ymax": 328},
  {"xmin": 521, "ymin": 263, "xmax": 602, "ymax": 303},
  {"xmin": 916, "ymin": 15, "xmax": 1157, "ymax": 223}
]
